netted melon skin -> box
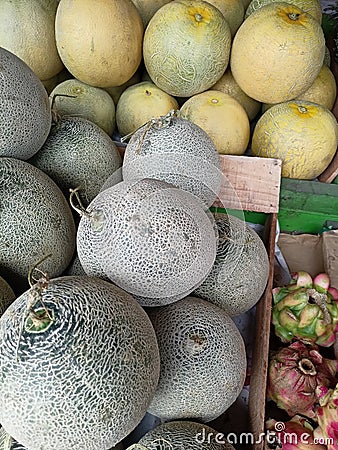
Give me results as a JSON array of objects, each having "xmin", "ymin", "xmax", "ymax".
[
  {"xmin": 29, "ymin": 116, "xmax": 122, "ymax": 205},
  {"xmin": 147, "ymin": 296, "xmax": 247, "ymax": 421},
  {"xmin": 194, "ymin": 214, "xmax": 270, "ymax": 317},
  {"xmin": 136, "ymin": 420, "xmax": 235, "ymax": 449},
  {"xmin": 0, "ymin": 276, "xmax": 160, "ymax": 450},
  {"xmin": 0, "ymin": 48, "xmax": 51, "ymax": 160},
  {"xmin": 122, "ymin": 116, "xmax": 222, "ymax": 208},
  {"xmin": 0, "ymin": 276, "xmax": 15, "ymax": 318},
  {"xmin": 77, "ymin": 178, "xmax": 217, "ymax": 304},
  {"xmin": 0, "ymin": 158, "xmax": 76, "ymax": 293}
]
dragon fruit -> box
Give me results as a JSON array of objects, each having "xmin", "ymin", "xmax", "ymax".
[
  {"xmin": 267, "ymin": 340, "xmax": 338, "ymax": 418},
  {"xmin": 313, "ymin": 385, "xmax": 338, "ymax": 450},
  {"xmin": 266, "ymin": 415, "xmax": 326, "ymax": 449},
  {"xmin": 272, "ymin": 271, "xmax": 338, "ymax": 347}
]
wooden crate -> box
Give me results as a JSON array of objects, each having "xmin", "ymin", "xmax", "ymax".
[{"xmin": 212, "ymin": 155, "xmax": 282, "ymax": 449}]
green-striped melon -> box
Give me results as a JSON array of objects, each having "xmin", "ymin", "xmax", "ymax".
[
  {"xmin": 194, "ymin": 214, "xmax": 269, "ymax": 316},
  {"xmin": 0, "ymin": 47, "xmax": 51, "ymax": 160},
  {"xmin": 29, "ymin": 116, "xmax": 122, "ymax": 205},
  {"xmin": 0, "ymin": 276, "xmax": 160, "ymax": 450},
  {"xmin": 147, "ymin": 296, "xmax": 247, "ymax": 421},
  {"xmin": 0, "ymin": 158, "xmax": 76, "ymax": 293}
]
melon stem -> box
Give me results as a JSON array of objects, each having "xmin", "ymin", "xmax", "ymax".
[
  {"xmin": 69, "ymin": 187, "xmax": 92, "ymax": 219},
  {"xmin": 298, "ymin": 358, "xmax": 316, "ymax": 376},
  {"xmin": 288, "ymin": 12, "xmax": 300, "ymax": 20}
]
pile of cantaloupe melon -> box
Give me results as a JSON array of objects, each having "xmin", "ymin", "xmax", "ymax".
[{"xmin": 0, "ymin": 0, "xmax": 337, "ymax": 448}]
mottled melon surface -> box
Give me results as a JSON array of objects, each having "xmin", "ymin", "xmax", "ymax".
[
  {"xmin": 77, "ymin": 178, "xmax": 217, "ymax": 305},
  {"xmin": 123, "ymin": 115, "xmax": 222, "ymax": 208},
  {"xmin": 0, "ymin": 276, "xmax": 160, "ymax": 450},
  {"xmin": 133, "ymin": 420, "xmax": 235, "ymax": 449},
  {"xmin": 194, "ymin": 214, "xmax": 269, "ymax": 317},
  {"xmin": 0, "ymin": 48, "xmax": 51, "ymax": 160},
  {"xmin": 0, "ymin": 276, "xmax": 15, "ymax": 318},
  {"xmin": 29, "ymin": 116, "xmax": 122, "ymax": 205},
  {"xmin": 0, "ymin": 158, "xmax": 76, "ymax": 293},
  {"xmin": 147, "ymin": 296, "xmax": 247, "ymax": 421}
]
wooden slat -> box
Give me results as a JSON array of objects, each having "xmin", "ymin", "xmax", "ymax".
[
  {"xmin": 249, "ymin": 213, "xmax": 278, "ymax": 450},
  {"xmin": 213, "ymin": 155, "xmax": 282, "ymax": 213},
  {"xmin": 318, "ymin": 151, "xmax": 338, "ymax": 183}
]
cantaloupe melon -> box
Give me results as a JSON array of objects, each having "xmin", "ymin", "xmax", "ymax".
[
  {"xmin": 194, "ymin": 213, "xmax": 269, "ymax": 316},
  {"xmin": 50, "ymin": 79, "xmax": 116, "ymax": 136},
  {"xmin": 180, "ymin": 90, "xmax": 250, "ymax": 155},
  {"xmin": 147, "ymin": 296, "xmax": 247, "ymax": 421},
  {"xmin": 55, "ymin": 0, "xmax": 144, "ymax": 88},
  {"xmin": 76, "ymin": 179, "xmax": 217, "ymax": 304},
  {"xmin": 0, "ymin": 277, "xmax": 15, "ymax": 318},
  {"xmin": 0, "ymin": 158, "xmax": 76, "ymax": 293},
  {"xmin": 245, "ymin": 0, "xmax": 322, "ymax": 22},
  {"xmin": 206, "ymin": 0, "xmax": 245, "ymax": 36},
  {"xmin": 116, "ymin": 81, "xmax": 179, "ymax": 137},
  {"xmin": 143, "ymin": 0, "xmax": 232, "ymax": 97},
  {"xmin": 0, "ymin": 0, "xmax": 63, "ymax": 80},
  {"xmin": 122, "ymin": 114, "xmax": 222, "ymax": 208},
  {"xmin": 0, "ymin": 276, "xmax": 160, "ymax": 450},
  {"xmin": 211, "ymin": 68, "xmax": 261, "ymax": 120},
  {"xmin": 230, "ymin": 2, "xmax": 325, "ymax": 104},
  {"xmin": 251, "ymin": 100, "xmax": 338, "ymax": 179},
  {"xmin": 0, "ymin": 47, "xmax": 51, "ymax": 160},
  {"xmin": 132, "ymin": 421, "xmax": 235, "ymax": 449},
  {"xmin": 29, "ymin": 116, "xmax": 122, "ymax": 205},
  {"xmin": 131, "ymin": 0, "xmax": 173, "ymax": 26}
]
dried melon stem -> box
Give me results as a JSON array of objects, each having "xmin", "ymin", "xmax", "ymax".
[
  {"xmin": 298, "ymin": 357, "xmax": 317, "ymax": 376},
  {"xmin": 50, "ymin": 93, "xmax": 77, "ymax": 124},
  {"xmin": 69, "ymin": 187, "xmax": 105, "ymax": 232}
]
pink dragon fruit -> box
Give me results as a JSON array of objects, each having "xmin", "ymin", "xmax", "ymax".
[
  {"xmin": 313, "ymin": 384, "xmax": 338, "ymax": 450},
  {"xmin": 266, "ymin": 415, "xmax": 326, "ymax": 449},
  {"xmin": 272, "ymin": 272, "xmax": 338, "ymax": 347},
  {"xmin": 267, "ymin": 340, "xmax": 338, "ymax": 419}
]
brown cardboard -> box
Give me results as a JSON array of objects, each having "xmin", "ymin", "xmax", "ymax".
[
  {"xmin": 277, "ymin": 233, "xmax": 325, "ymax": 278},
  {"xmin": 322, "ymin": 230, "xmax": 338, "ymax": 289}
]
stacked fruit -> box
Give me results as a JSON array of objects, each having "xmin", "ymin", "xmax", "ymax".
[{"xmin": 267, "ymin": 271, "xmax": 338, "ymax": 448}]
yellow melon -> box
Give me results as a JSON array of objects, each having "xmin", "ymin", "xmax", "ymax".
[
  {"xmin": 116, "ymin": 81, "xmax": 179, "ymax": 137},
  {"xmin": 251, "ymin": 101, "xmax": 338, "ymax": 179},
  {"xmin": 180, "ymin": 90, "xmax": 250, "ymax": 155},
  {"xmin": 131, "ymin": 0, "xmax": 173, "ymax": 26},
  {"xmin": 143, "ymin": 0, "xmax": 232, "ymax": 97},
  {"xmin": 0, "ymin": 0, "xmax": 63, "ymax": 80},
  {"xmin": 206, "ymin": 0, "xmax": 245, "ymax": 36},
  {"xmin": 230, "ymin": 2, "xmax": 325, "ymax": 104},
  {"xmin": 55, "ymin": 0, "xmax": 144, "ymax": 88},
  {"xmin": 245, "ymin": 0, "xmax": 322, "ymax": 22},
  {"xmin": 211, "ymin": 68, "xmax": 261, "ymax": 120}
]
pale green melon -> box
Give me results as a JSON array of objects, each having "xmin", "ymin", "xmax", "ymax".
[
  {"xmin": 131, "ymin": 0, "xmax": 173, "ymax": 26},
  {"xmin": 105, "ymin": 71, "xmax": 141, "ymax": 105},
  {"xmin": 245, "ymin": 0, "xmax": 322, "ymax": 22},
  {"xmin": 76, "ymin": 178, "xmax": 217, "ymax": 305},
  {"xmin": 122, "ymin": 114, "xmax": 222, "ymax": 208},
  {"xmin": 0, "ymin": 158, "xmax": 76, "ymax": 293},
  {"xmin": 130, "ymin": 421, "xmax": 235, "ymax": 449},
  {"xmin": 0, "ymin": 0, "xmax": 63, "ymax": 80},
  {"xmin": 0, "ymin": 277, "xmax": 15, "ymax": 317},
  {"xmin": 143, "ymin": 0, "xmax": 231, "ymax": 97},
  {"xmin": 50, "ymin": 79, "xmax": 116, "ymax": 136},
  {"xmin": 42, "ymin": 68, "xmax": 72, "ymax": 95},
  {"xmin": 29, "ymin": 116, "xmax": 122, "ymax": 206},
  {"xmin": 0, "ymin": 47, "xmax": 51, "ymax": 160},
  {"xmin": 147, "ymin": 296, "xmax": 247, "ymax": 421},
  {"xmin": 0, "ymin": 276, "xmax": 160, "ymax": 450},
  {"xmin": 194, "ymin": 214, "xmax": 269, "ymax": 317}
]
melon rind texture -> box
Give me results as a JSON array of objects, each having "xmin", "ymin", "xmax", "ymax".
[
  {"xmin": 0, "ymin": 48, "xmax": 51, "ymax": 160},
  {"xmin": 0, "ymin": 276, "xmax": 160, "ymax": 450},
  {"xmin": 136, "ymin": 420, "xmax": 235, "ymax": 449},
  {"xmin": 0, "ymin": 158, "xmax": 76, "ymax": 292},
  {"xmin": 147, "ymin": 296, "xmax": 247, "ymax": 421},
  {"xmin": 77, "ymin": 179, "xmax": 218, "ymax": 305},
  {"xmin": 123, "ymin": 116, "xmax": 222, "ymax": 208},
  {"xmin": 29, "ymin": 116, "xmax": 122, "ymax": 205},
  {"xmin": 194, "ymin": 214, "xmax": 270, "ymax": 317}
]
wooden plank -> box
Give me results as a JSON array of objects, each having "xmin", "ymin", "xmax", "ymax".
[
  {"xmin": 318, "ymin": 151, "xmax": 338, "ymax": 183},
  {"xmin": 279, "ymin": 178, "xmax": 338, "ymax": 233},
  {"xmin": 250, "ymin": 213, "xmax": 277, "ymax": 450},
  {"xmin": 214, "ymin": 155, "xmax": 282, "ymax": 214}
]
